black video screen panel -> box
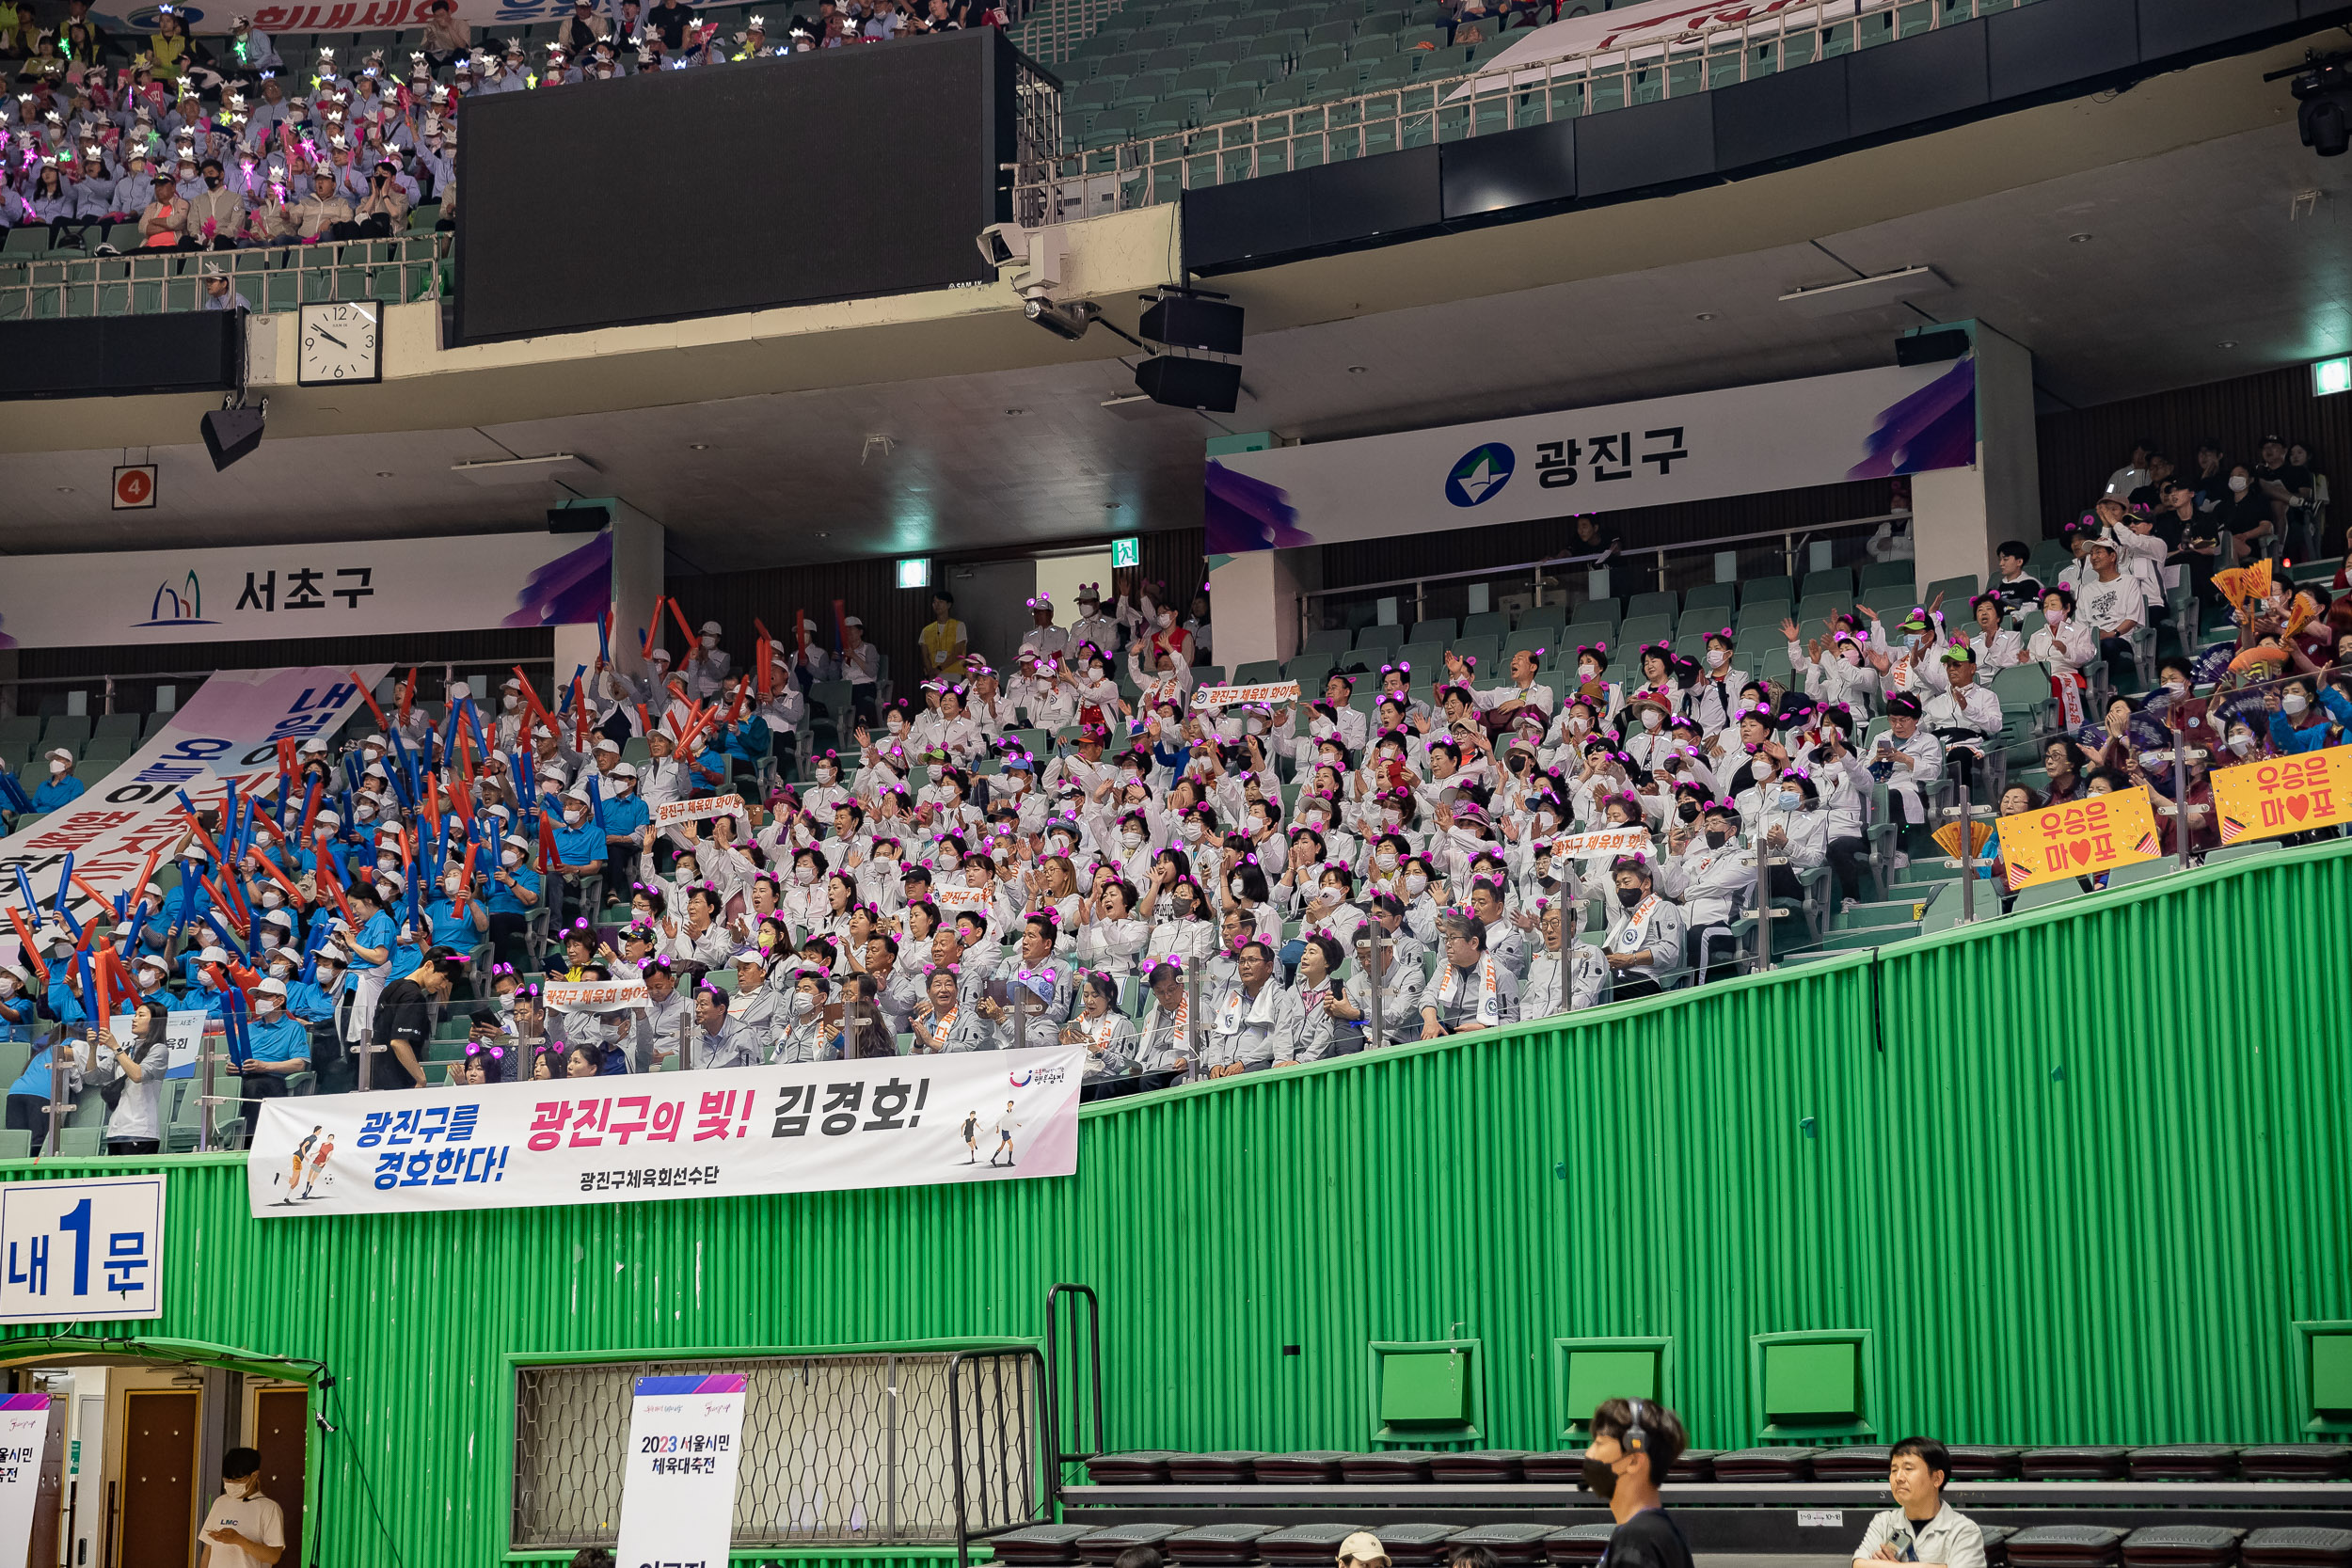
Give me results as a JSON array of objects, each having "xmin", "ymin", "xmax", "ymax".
[{"xmin": 454, "ymin": 28, "xmax": 1013, "ymax": 343}]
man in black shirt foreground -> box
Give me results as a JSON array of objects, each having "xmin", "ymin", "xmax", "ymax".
[
  {"xmin": 1583, "ymin": 1398, "xmax": 1693, "ymax": 1568},
  {"xmin": 367, "ymin": 949, "xmax": 468, "ymax": 1091}
]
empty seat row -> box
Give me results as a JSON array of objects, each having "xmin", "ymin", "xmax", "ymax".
[
  {"xmin": 1001, "ymin": 1521, "xmax": 2352, "ymax": 1568},
  {"xmin": 1082, "ymin": 1444, "xmax": 2352, "ymax": 1486}
]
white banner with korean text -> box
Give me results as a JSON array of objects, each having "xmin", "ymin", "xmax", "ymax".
[
  {"xmin": 1192, "ymin": 681, "xmax": 1303, "ymax": 708},
  {"xmin": 0, "ymin": 530, "xmax": 608, "ymax": 649},
  {"xmin": 651, "ymin": 795, "xmax": 745, "ymax": 829},
  {"xmin": 244, "ymin": 1045, "xmax": 1083, "ymax": 1217},
  {"xmin": 1203, "ymin": 358, "xmax": 1977, "ymax": 553},
  {"xmin": 0, "ymin": 667, "xmax": 389, "ymax": 965}
]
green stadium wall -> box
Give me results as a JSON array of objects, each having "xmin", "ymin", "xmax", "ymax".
[{"xmin": 7, "ymin": 839, "xmax": 2348, "ymax": 1566}]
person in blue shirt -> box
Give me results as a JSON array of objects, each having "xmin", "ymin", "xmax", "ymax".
[
  {"xmin": 344, "ymin": 882, "xmax": 402, "ymax": 1053},
  {"xmin": 30, "ymin": 749, "xmax": 86, "ymax": 814},
  {"xmin": 722, "ymin": 711, "xmax": 774, "ymax": 778},
  {"xmin": 233, "ymin": 976, "xmax": 312, "ymax": 1133},
  {"xmin": 483, "ymin": 832, "xmax": 542, "ymax": 968},
  {"xmin": 2265, "ymin": 678, "xmax": 2352, "ymax": 754},
  {"xmin": 0, "ymin": 967, "xmax": 37, "ymax": 1039},
  {"xmin": 549, "ymin": 788, "xmax": 608, "ymax": 925},
  {"xmin": 599, "ymin": 763, "xmax": 653, "ymax": 882},
  {"xmin": 421, "ymin": 866, "xmax": 490, "ymax": 953},
  {"xmin": 3, "ymin": 1039, "xmax": 73, "ymax": 1143},
  {"xmin": 43, "ymin": 963, "xmax": 89, "ymax": 1029},
  {"xmin": 681, "ymin": 742, "xmax": 730, "ymax": 797},
  {"xmin": 122, "ymin": 953, "xmax": 182, "ymax": 1016}
]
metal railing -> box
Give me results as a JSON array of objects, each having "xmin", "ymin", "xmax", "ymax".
[
  {"xmin": 1015, "ymin": 0, "xmax": 1128, "ymax": 64},
  {"xmin": 0, "ymin": 230, "xmax": 446, "ymax": 323},
  {"xmin": 512, "ymin": 1346, "xmax": 1042, "ymax": 1556},
  {"xmin": 1024, "ymin": 0, "xmax": 2042, "ymax": 218},
  {"xmin": 0, "ymin": 657, "xmax": 551, "ymax": 725},
  {"xmin": 1300, "ymin": 509, "xmax": 1913, "ymax": 642}
]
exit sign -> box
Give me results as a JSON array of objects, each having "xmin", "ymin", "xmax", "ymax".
[
  {"xmin": 2315, "ymin": 356, "xmax": 2352, "ymax": 398},
  {"xmin": 1110, "ymin": 536, "xmax": 1140, "ymax": 569}
]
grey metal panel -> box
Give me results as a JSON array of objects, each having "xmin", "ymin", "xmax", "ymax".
[
  {"xmin": 1709, "ymin": 55, "xmax": 1851, "ymax": 171},
  {"xmin": 2138, "ymin": 0, "xmax": 2296, "ymax": 57},
  {"xmin": 1987, "ymin": 0, "xmax": 2139, "ymax": 101},
  {"xmin": 1847, "ymin": 17, "xmax": 1990, "ymax": 139},
  {"xmin": 1576, "ymin": 92, "xmax": 1715, "ymax": 198}
]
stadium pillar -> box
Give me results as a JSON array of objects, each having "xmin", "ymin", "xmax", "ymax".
[
  {"xmin": 1207, "ymin": 546, "xmax": 1320, "ymax": 674},
  {"xmin": 1907, "ymin": 321, "xmax": 2040, "ymax": 598},
  {"xmin": 555, "ymin": 499, "xmax": 666, "ymax": 688}
]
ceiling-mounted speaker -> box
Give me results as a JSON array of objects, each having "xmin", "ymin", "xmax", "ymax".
[{"xmin": 1135, "ymin": 356, "xmax": 1242, "ymax": 413}]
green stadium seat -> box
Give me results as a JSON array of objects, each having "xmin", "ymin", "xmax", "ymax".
[
  {"xmin": 1406, "ymin": 617, "xmax": 1455, "ymax": 644},
  {"xmin": 0, "ymin": 1129, "xmax": 27, "ymax": 1160},
  {"xmin": 1624, "ymin": 591, "xmax": 1677, "ymax": 619},
  {"xmin": 91, "ymin": 712, "xmax": 140, "ymax": 742},
  {"xmin": 1619, "ymin": 615, "xmax": 1673, "ymax": 647},
  {"xmin": 1301, "ymin": 627, "xmax": 1354, "ymax": 658},
  {"xmin": 2010, "ymin": 878, "xmax": 2083, "ymax": 911},
  {"xmin": 2205, "ymin": 841, "xmax": 2282, "ymax": 864},
  {"xmin": 1742, "ymin": 574, "xmax": 1796, "ymax": 606},
  {"xmin": 41, "ymin": 715, "xmax": 91, "ymax": 749},
  {"xmin": 1801, "ymin": 568, "xmax": 1855, "ymax": 599},
  {"xmin": 1857, "ymin": 561, "xmax": 1916, "ymax": 595},
  {"xmin": 1684, "ymin": 583, "xmax": 1736, "ymax": 616},
  {"xmin": 1459, "ymin": 610, "xmax": 1511, "ymax": 641},
  {"xmin": 2103, "ymin": 859, "xmax": 2180, "ymax": 888},
  {"xmin": 1232, "ymin": 659, "xmax": 1283, "ymax": 683},
  {"xmin": 1355, "ymin": 623, "xmax": 1405, "ymax": 652}
]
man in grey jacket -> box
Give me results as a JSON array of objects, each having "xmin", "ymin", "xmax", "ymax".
[{"xmin": 1851, "ymin": 1437, "xmax": 1985, "ymax": 1568}]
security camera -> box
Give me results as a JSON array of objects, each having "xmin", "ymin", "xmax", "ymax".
[
  {"xmin": 1025, "ymin": 296, "xmax": 1098, "ymax": 341},
  {"xmin": 976, "ymin": 221, "xmax": 1023, "ymax": 268}
]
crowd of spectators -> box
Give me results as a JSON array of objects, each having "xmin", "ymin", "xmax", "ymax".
[
  {"xmin": 0, "ymin": 0, "xmax": 1011, "ymax": 252},
  {"xmin": 0, "ymin": 433, "xmax": 2341, "ymax": 1147}
]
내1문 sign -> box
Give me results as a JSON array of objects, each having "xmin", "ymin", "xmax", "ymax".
[
  {"xmin": 2210, "ymin": 745, "xmax": 2352, "ymax": 845},
  {"xmin": 616, "ymin": 1373, "xmax": 748, "ymax": 1568},
  {"xmin": 0, "ymin": 1176, "xmax": 167, "ymax": 1323},
  {"xmin": 1994, "ymin": 787, "xmax": 2164, "ymax": 891}
]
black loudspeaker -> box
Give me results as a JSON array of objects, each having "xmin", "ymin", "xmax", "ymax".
[
  {"xmin": 199, "ymin": 405, "xmax": 265, "ymax": 471},
  {"xmin": 1139, "ymin": 295, "xmax": 1245, "ymax": 355},
  {"xmin": 1897, "ymin": 328, "xmax": 1971, "ymax": 366},
  {"xmin": 548, "ymin": 504, "xmax": 612, "ymax": 533},
  {"xmin": 1136, "ymin": 355, "xmax": 1242, "ymax": 413}
]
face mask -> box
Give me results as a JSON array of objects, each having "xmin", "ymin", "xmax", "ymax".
[
  {"xmin": 2044, "ymin": 608, "xmax": 2064, "ymax": 626},
  {"xmin": 1375, "ymin": 848, "xmax": 1398, "ymax": 870},
  {"xmin": 2229, "ymin": 733, "xmax": 2254, "ymax": 755},
  {"xmin": 1567, "ymin": 715, "xmax": 1590, "ymax": 735},
  {"xmin": 261, "ymin": 928, "xmax": 287, "ymax": 950},
  {"xmin": 565, "ymin": 809, "xmax": 587, "ymax": 827},
  {"xmin": 358, "ymin": 802, "xmax": 377, "ymax": 820},
  {"xmin": 2165, "ymin": 678, "xmax": 2187, "ymax": 696},
  {"xmin": 377, "ymin": 854, "xmax": 398, "ymax": 871},
  {"xmin": 1579, "ymin": 664, "xmax": 1599, "ymax": 681},
  {"xmin": 794, "ymin": 864, "xmax": 818, "ymax": 885},
  {"xmin": 47, "ymin": 761, "xmax": 66, "ymax": 775},
  {"xmin": 1582, "ymin": 1458, "xmax": 1619, "ymax": 1500},
  {"xmin": 270, "ymin": 960, "xmax": 294, "ymax": 979},
  {"xmin": 1616, "ymin": 886, "xmax": 1644, "ymax": 909},
  {"xmin": 1704, "ymin": 827, "xmax": 1729, "ymax": 849},
  {"xmin": 1404, "ymin": 873, "xmax": 1429, "ymax": 895},
  {"xmin": 318, "ymin": 965, "xmax": 342, "ymax": 985},
  {"xmin": 815, "ymin": 764, "xmax": 836, "ymax": 783},
  {"xmin": 262, "ymin": 890, "xmax": 285, "ymax": 910},
  {"xmin": 1158, "ymin": 612, "xmax": 1174, "ymax": 628},
  {"xmin": 254, "ymin": 998, "xmax": 279, "ymax": 1016},
  {"xmin": 501, "ymin": 693, "xmax": 519, "ymax": 710},
  {"xmin": 0, "ymin": 977, "xmax": 13, "ymax": 998},
  {"xmin": 1641, "ymin": 710, "xmax": 1663, "ymax": 732},
  {"xmin": 613, "ymin": 780, "xmax": 633, "ymax": 797},
  {"xmin": 2283, "ymin": 693, "xmax": 2308, "ymax": 716},
  {"xmin": 1677, "ymin": 802, "xmax": 1701, "ymax": 823},
  {"xmin": 1777, "ymin": 789, "xmax": 1805, "ymax": 812},
  {"xmin": 498, "ymin": 848, "xmax": 522, "ymax": 869},
  {"xmin": 886, "ymin": 717, "xmax": 906, "ymax": 733},
  {"xmin": 1751, "ymin": 758, "xmax": 1773, "ymax": 782},
  {"xmin": 1184, "ymin": 820, "xmax": 1203, "ymax": 842},
  {"xmin": 1706, "ymin": 649, "xmax": 1727, "ymax": 669},
  {"xmin": 441, "ymin": 874, "xmax": 462, "ymax": 895},
  {"xmin": 2229, "ymin": 475, "xmax": 2249, "ymax": 493}
]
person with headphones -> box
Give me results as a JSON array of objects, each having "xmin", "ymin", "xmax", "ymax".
[
  {"xmin": 1852, "ymin": 1437, "xmax": 1985, "ymax": 1568},
  {"xmin": 1582, "ymin": 1397, "xmax": 1693, "ymax": 1568}
]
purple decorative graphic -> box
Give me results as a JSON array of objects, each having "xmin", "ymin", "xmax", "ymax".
[
  {"xmin": 1204, "ymin": 460, "xmax": 1317, "ymax": 555},
  {"xmin": 0, "ymin": 613, "xmax": 15, "ymax": 652},
  {"xmin": 1847, "ymin": 355, "xmax": 1977, "ymax": 480},
  {"xmin": 0, "ymin": 1394, "xmax": 46, "ymax": 1411},
  {"xmin": 501, "ymin": 531, "xmax": 612, "ymax": 628}
]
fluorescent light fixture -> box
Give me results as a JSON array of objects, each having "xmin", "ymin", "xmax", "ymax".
[
  {"xmin": 449, "ymin": 452, "xmax": 602, "ymax": 486},
  {"xmin": 896, "ymin": 557, "xmax": 930, "ymax": 590},
  {"xmin": 2314, "ymin": 356, "xmax": 2352, "ymax": 397},
  {"xmin": 1777, "ymin": 265, "xmax": 1950, "ymax": 317}
]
